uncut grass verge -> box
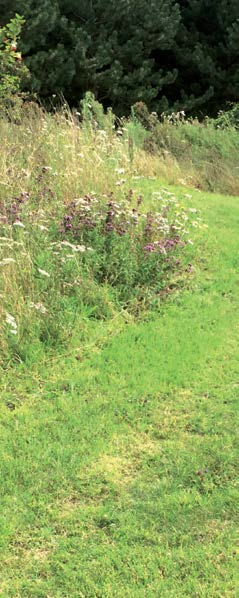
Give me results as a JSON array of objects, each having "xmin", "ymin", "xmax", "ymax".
[{"xmin": 0, "ymin": 182, "xmax": 238, "ymax": 596}]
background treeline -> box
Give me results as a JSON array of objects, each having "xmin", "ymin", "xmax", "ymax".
[{"xmin": 0, "ymin": 0, "xmax": 239, "ymax": 116}]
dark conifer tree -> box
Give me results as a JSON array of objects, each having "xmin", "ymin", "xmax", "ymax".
[{"xmin": 0, "ymin": 0, "xmax": 238, "ymax": 114}]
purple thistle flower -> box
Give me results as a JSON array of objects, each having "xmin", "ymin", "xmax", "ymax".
[
  {"xmin": 137, "ymin": 195, "xmax": 143, "ymax": 206},
  {"xmin": 105, "ymin": 222, "xmax": 115, "ymax": 232},
  {"xmin": 143, "ymin": 243, "xmax": 155, "ymax": 252}
]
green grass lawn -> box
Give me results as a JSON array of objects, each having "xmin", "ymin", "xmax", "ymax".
[{"xmin": 0, "ymin": 184, "xmax": 238, "ymax": 597}]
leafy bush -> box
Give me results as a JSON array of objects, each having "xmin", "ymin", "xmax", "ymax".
[
  {"xmin": 0, "ymin": 14, "xmax": 29, "ymax": 115},
  {"xmin": 212, "ymin": 103, "xmax": 239, "ymax": 130},
  {"xmin": 80, "ymin": 91, "xmax": 115, "ymax": 135},
  {"xmin": 131, "ymin": 101, "xmax": 159, "ymax": 132}
]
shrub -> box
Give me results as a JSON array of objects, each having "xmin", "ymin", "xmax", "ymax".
[
  {"xmin": 0, "ymin": 14, "xmax": 29, "ymax": 116},
  {"xmin": 80, "ymin": 91, "xmax": 115, "ymax": 135},
  {"xmin": 131, "ymin": 102, "xmax": 159, "ymax": 132},
  {"xmin": 212, "ymin": 103, "xmax": 239, "ymax": 130}
]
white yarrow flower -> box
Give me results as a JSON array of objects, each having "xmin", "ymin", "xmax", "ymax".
[
  {"xmin": 115, "ymin": 167, "xmax": 125, "ymax": 174},
  {"xmin": 37, "ymin": 224, "xmax": 49, "ymax": 231},
  {"xmin": 5, "ymin": 312, "xmax": 18, "ymax": 334},
  {"xmin": 13, "ymin": 221, "xmax": 25, "ymax": 227},
  {"xmin": 29, "ymin": 302, "xmax": 47, "ymax": 314},
  {"xmin": 6, "ymin": 312, "xmax": 17, "ymax": 327},
  {"xmin": 60, "ymin": 240, "xmax": 76, "ymax": 249},
  {"xmin": 38, "ymin": 268, "xmax": 50, "ymax": 277},
  {"xmin": 115, "ymin": 179, "xmax": 126, "ymax": 186},
  {"xmin": 0, "ymin": 258, "xmax": 16, "ymax": 265}
]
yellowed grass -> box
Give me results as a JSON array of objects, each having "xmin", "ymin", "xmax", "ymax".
[{"xmin": 0, "ymin": 107, "xmax": 132, "ymax": 206}]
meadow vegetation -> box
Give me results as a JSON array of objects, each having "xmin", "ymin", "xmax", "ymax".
[
  {"xmin": 0, "ymin": 101, "xmax": 238, "ymax": 596},
  {"xmin": 0, "ymin": 100, "xmax": 203, "ymax": 364},
  {"xmin": 132, "ymin": 101, "xmax": 239, "ymax": 196}
]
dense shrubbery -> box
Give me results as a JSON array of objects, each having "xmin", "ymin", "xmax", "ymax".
[
  {"xmin": 212, "ymin": 104, "xmax": 239, "ymax": 130},
  {"xmin": 1, "ymin": 1, "xmax": 239, "ymax": 116}
]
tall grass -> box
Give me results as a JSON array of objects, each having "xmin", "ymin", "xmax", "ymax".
[
  {"xmin": 0, "ymin": 101, "xmax": 237, "ymax": 365},
  {"xmin": 0, "ymin": 104, "xmax": 200, "ymax": 366},
  {"xmin": 131, "ymin": 103, "xmax": 239, "ymax": 195},
  {"xmin": 153, "ymin": 118, "xmax": 239, "ymax": 194}
]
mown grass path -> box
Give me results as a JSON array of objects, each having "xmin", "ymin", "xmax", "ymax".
[{"xmin": 0, "ymin": 185, "xmax": 238, "ymax": 597}]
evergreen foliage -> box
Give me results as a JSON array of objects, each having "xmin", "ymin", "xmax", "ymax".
[{"xmin": 0, "ymin": 0, "xmax": 238, "ymax": 115}]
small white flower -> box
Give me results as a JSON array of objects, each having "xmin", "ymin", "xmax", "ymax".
[
  {"xmin": 60, "ymin": 241, "xmax": 76, "ymax": 249},
  {"xmin": 6, "ymin": 312, "xmax": 17, "ymax": 327},
  {"xmin": 0, "ymin": 258, "xmax": 16, "ymax": 265},
  {"xmin": 6, "ymin": 312, "xmax": 17, "ymax": 334},
  {"xmin": 162, "ymin": 190, "xmax": 175, "ymax": 197},
  {"xmin": 29, "ymin": 302, "xmax": 47, "ymax": 314},
  {"xmin": 75, "ymin": 198, "xmax": 86, "ymax": 205},
  {"xmin": 115, "ymin": 167, "xmax": 125, "ymax": 174},
  {"xmin": 38, "ymin": 268, "xmax": 50, "ymax": 277},
  {"xmin": 60, "ymin": 241, "xmax": 86, "ymax": 253},
  {"xmin": 37, "ymin": 224, "xmax": 49, "ymax": 231},
  {"xmin": 115, "ymin": 179, "xmax": 126, "ymax": 186},
  {"xmin": 13, "ymin": 221, "xmax": 25, "ymax": 227}
]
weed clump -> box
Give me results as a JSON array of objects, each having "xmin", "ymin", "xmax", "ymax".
[
  {"xmin": 0, "ymin": 180, "xmax": 197, "ymax": 364},
  {"xmin": 58, "ymin": 190, "xmax": 192, "ymax": 301}
]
